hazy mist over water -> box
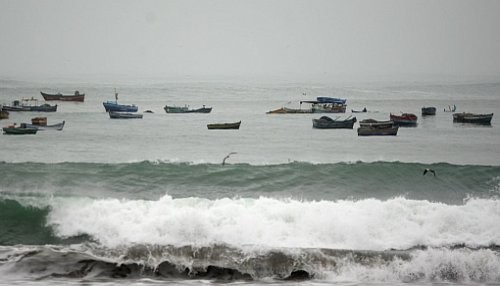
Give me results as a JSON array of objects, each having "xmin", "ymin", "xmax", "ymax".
[
  {"xmin": 1, "ymin": 1, "xmax": 500, "ymax": 285},
  {"xmin": 1, "ymin": 0, "xmax": 500, "ymax": 82}
]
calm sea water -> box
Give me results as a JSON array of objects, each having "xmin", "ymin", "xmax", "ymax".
[{"xmin": 0, "ymin": 79, "xmax": 499, "ymax": 285}]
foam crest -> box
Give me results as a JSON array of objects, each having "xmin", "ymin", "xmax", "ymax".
[
  {"xmin": 326, "ymin": 248, "xmax": 500, "ymax": 283},
  {"xmin": 47, "ymin": 196, "xmax": 500, "ymax": 250}
]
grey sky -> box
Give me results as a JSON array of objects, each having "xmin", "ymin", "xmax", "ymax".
[{"xmin": 1, "ymin": 0, "xmax": 499, "ymax": 81}]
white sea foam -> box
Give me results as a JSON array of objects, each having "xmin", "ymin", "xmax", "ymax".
[
  {"xmin": 47, "ymin": 196, "xmax": 500, "ymax": 250},
  {"xmin": 324, "ymin": 248, "xmax": 500, "ymax": 283}
]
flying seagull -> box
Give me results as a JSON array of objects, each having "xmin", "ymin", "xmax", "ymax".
[
  {"xmin": 423, "ymin": 168, "xmax": 436, "ymax": 176},
  {"xmin": 222, "ymin": 152, "xmax": 237, "ymax": 166}
]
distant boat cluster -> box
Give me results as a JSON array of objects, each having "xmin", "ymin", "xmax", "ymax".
[
  {"xmin": 0, "ymin": 92, "xmax": 494, "ymax": 135},
  {"xmin": 267, "ymin": 96, "xmax": 494, "ymax": 136}
]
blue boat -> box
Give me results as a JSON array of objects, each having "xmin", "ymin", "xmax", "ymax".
[
  {"xmin": 316, "ymin": 97, "xmax": 347, "ymax": 105},
  {"xmin": 103, "ymin": 101, "xmax": 138, "ymax": 112}
]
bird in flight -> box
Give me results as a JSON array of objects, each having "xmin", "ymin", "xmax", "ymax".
[
  {"xmin": 222, "ymin": 152, "xmax": 237, "ymax": 166},
  {"xmin": 423, "ymin": 168, "xmax": 436, "ymax": 176}
]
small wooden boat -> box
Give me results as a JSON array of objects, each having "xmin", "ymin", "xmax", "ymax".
[
  {"xmin": 1, "ymin": 99, "xmax": 57, "ymax": 112},
  {"xmin": 357, "ymin": 126, "xmax": 399, "ymax": 136},
  {"xmin": 164, "ymin": 105, "xmax": 212, "ymax": 113},
  {"xmin": 1, "ymin": 104, "xmax": 30, "ymax": 112},
  {"xmin": 266, "ymin": 107, "xmax": 313, "ymax": 114},
  {"xmin": 267, "ymin": 97, "xmax": 347, "ymax": 114},
  {"xmin": 103, "ymin": 101, "xmax": 138, "ymax": 112},
  {"xmin": 359, "ymin": 119, "xmax": 394, "ymax": 129},
  {"xmin": 390, "ymin": 113, "xmax": 418, "ymax": 126},
  {"xmin": 207, "ymin": 121, "xmax": 241, "ymax": 129},
  {"xmin": 3, "ymin": 124, "xmax": 38, "ymax": 135},
  {"xmin": 40, "ymin": 91, "xmax": 85, "ymax": 102},
  {"xmin": 29, "ymin": 103, "xmax": 57, "ymax": 112},
  {"xmin": 23, "ymin": 121, "xmax": 65, "ymax": 131},
  {"xmin": 421, "ymin": 106, "xmax": 436, "ymax": 116},
  {"xmin": 452, "ymin": 112, "xmax": 493, "ymax": 125},
  {"xmin": 109, "ymin": 111, "xmax": 143, "ymax": 119},
  {"xmin": 312, "ymin": 116, "xmax": 357, "ymax": 129}
]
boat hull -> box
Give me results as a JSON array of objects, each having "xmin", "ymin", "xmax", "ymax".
[
  {"xmin": 164, "ymin": 106, "xmax": 212, "ymax": 113},
  {"xmin": 40, "ymin": 92, "xmax": 85, "ymax": 102},
  {"xmin": 109, "ymin": 112, "xmax": 143, "ymax": 119},
  {"xmin": 390, "ymin": 113, "xmax": 418, "ymax": 126},
  {"xmin": 359, "ymin": 119, "xmax": 394, "ymax": 129},
  {"xmin": 207, "ymin": 121, "xmax": 241, "ymax": 129},
  {"xmin": 312, "ymin": 116, "xmax": 356, "ymax": 129},
  {"xmin": 357, "ymin": 126, "xmax": 399, "ymax": 136},
  {"xmin": 453, "ymin": 113, "xmax": 493, "ymax": 125},
  {"xmin": 24, "ymin": 121, "xmax": 65, "ymax": 131},
  {"xmin": 2, "ymin": 102, "xmax": 57, "ymax": 112},
  {"xmin": 421, "ymin": 107, "xmax": 436, "ymax": 116},
  {"xmin": 103, "ymin": 101, "xmax": 138, "ymax": 112},
  {"xmin": 2, "ymin": 127, "xmax": 38, "ymax": 135}
]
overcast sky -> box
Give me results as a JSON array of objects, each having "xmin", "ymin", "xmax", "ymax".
[{"xmin": 1, "ymin": 0, "xmax": 499, "ymax": 81}]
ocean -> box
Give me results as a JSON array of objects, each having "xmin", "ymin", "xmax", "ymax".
[{"xmin": 0, "ymin": 79, "xmax": 499, "ymax": 285}]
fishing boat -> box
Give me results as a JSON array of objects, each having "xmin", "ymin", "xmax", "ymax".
[
  {"xmin": 357, "ymin": 125, "xmax": 399, "ymax": 136},
  {"xmin": 103, "ymin": 101, "xmax": 138, "ymax": 112},
  {"xmin": 109, "ymin": 111, "xmax": 143, "ymax": 119},
  {"xmin": 164, "ymin": 105, "xmax": 212, "ymax": 113},
  {"xmin": 22, "ymin": 117, "xmax": 65, "ymax": 130},
  {"xmin": 359, "ymin": 119, "xmax": 394, "ymax": 129},
  {"xmin": 1, "ymin": 99, "xmax": 57, "ymax": 112},
  {"xmin": 267, "ymin": 97, "xmax": 347, "ymax": 114},
  {"xmin": 1, "ymin": 100, "xmax": 31, "ymax": 112},
  {"xmin": 452, "ymin": 112, "xmax": 493, "ymax": 125},
  {"xmin": 207, "ymin": 121, "xmax": 241, "ymax": 130},
  {"xmin": 312, "ymin": 115, "xmax": 357, "ymax": 129},
  {"xmin": 40, "ymin": 91, "xmax": 85, "ymax": 102},
  {"xmin": 266, "ymin": 107, "xmax": 313, "ymax": 114},
  {"xmin": 29, "ymin": 103, "xmax": 57, "ymax": 112},
  {"xmin": 23, "ymin": 121, "xmax": 65, "ymax": 131},
  {"xmin": 421, "ymin": 106, "xmax": 436, "ymax": 116},
  {"xmin": 390, "ymin": 113, "xmax": 418, "ymax": 126},
  {"xmin": 2, "ymin": 124, "xmax": 38, "ymax": 135},
  {"xmin": 304, "ymin": 97, "xmax": 347, "ymax": 113}
]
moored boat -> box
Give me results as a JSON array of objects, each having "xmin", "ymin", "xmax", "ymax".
[
  {"xmin": 1, "ymin": 99, "xmax": 57, "ymax": 112},
  {"xmin": 267, "ymin": 97, "xmax": 347, "ymax": 114},
  {"xmin": 103, "ymin": 101, "xmax": 138, "ymax": 112},
  {"xmin": 421, "ymin": 106, "xmax": 436, "ymax": 116},
  {"xmin": 23, "ymin": 121, "xmax": 65, "ymax": 131},
  {"xmin": 207, "ymin": 121, "xmax": 241, "ymax": 130},
  {"xmin": 312, "ymin": 115, "xmax": 357, "ymax": 129},
  {"xmin": 164, "ymin": 105, "xmax": 212, "ymax": 113},
  {"xmin": 266, "ymin": 107, "xmax": 313, "ymax": 114},
  {"xmin": 359, "ymin": 119, "xmax": 394, "ymax": 129},
  {"xmin": 452, "ymin": 112, "xmax": 493, "ymax": 125},
  {"xmin": 357, "ymin": 125, "xmax": 399, "ymax": 136},
  {"xmin": 2, "ymin": 124, "xmax": 38, "ymax": 135},
  {"xmin": 1, "ymin": 101, "xmax": 30, "ymax": 111},
  {"xmin": 109, "ymin": 111, "xmax": 143, "ymax": 119},
  {"xmin": 390, "ymin": 113, "xmax": 418, "ymax": 126},
  {"xmin": 29, "ymin": 103, "xmax": 57, "ymax": 112},
  {"xmin": 40, "ymin": 91, "xmax": 85, "ymax": 102}
]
